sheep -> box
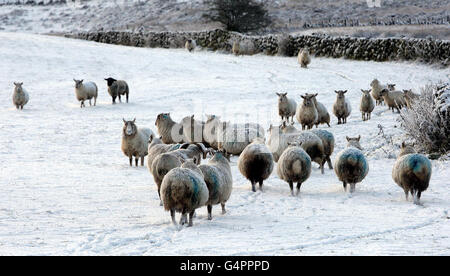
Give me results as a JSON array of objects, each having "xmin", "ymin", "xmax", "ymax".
[
  {"xmin": 296, "ymin": 94, "xmax": 318, "ymax": 130},
  {"xmin": 12, "ymin": 82, "xmax": 29, "ymax": 110},
  {"xmin": 298, "ymin": 48, "xmax": 311, "ymax": 68},
  {"xmin": 277, "ymin": 142, "xmax": 312, "ymax": 196},
  {"xmin": 379, "ymin": 89, "xmax": 407, "ymax": 113},
  {"xmin": 232, "ymin": 41, "xmax": 240, "ymax": 55},
  {"xmin": 311, "ymin": 129, "xmax": 335, "ymax": 170},
  {"xmin": 268, "ymin": 126, "xmax": 325, "ymax": 173},
  {"xmin": 121, "ymin": 118, "xmax": 153, "ymax": 167},
  {"xmin": 181, "ymin": 115, "xmax": 206, "ymax": 144},
  {"xmin": 238, "ymin": 138, "xmax": 274, "ymax": 192},
  {"xmin": 360, "ymin": 89, "xmax": 375, "ymax": 121},
  {"xmin": 403, "ymin": 89, "xmax": 419, "ymax": 109},
  {"xmin": 160, "ymin": 160, "xmax": 209, "ymax": 227},
  {"xmin": 204, "ymin": 115, "xmax": 265, "ymax": 152},
  {"xmin": 306, "ymin": 93, "xmax": 330, "ymax": 128},
  {"xmin": 146, "ymin": 133, "xmax": 182, "ymax": 173},
  {"xmin": 387, "ymin": 83, "xmax": 396, "ymax": 91},
  {"xmin": 199, "ymin": 150, "xmax": 233, "ymax": 220},
  {"xmin": 334, "ymin": 136, "xmax": 369, "ymax": 193},
  {"xmin": 276, "ymin": 92, "xmax": 297, "ymax": 123},
  {"xmin": 392, "ymin": 142, "xmax": 432, "ymax": 205},
  {"xmin": 280, "ymin": 121, "xmax": 300, "ymax": 134},
  {"xmin": 185, "ymin": 39, "xmax": 195, "ymax": 52},
  {"xmin": 73, "ymin": 79, "xmax": 98, "ymax": 108},
  {"xmin": 370, "ymin": 78, "xmax": 387, "ymax": 106},
  {"xmin": 333, "ymin": 90, "xmax": 352, "ymax": 124},
  {"xmin": 218, "ymin": 126, "xmax": 264, "ymax": 156},
  {"xmin": 104, "ymin": 77, "xmax": 129, "ymax": 104},
  {"xmin": 155, "ymin": 113, "xmax": 186, "ymax": 144},
  {"xmin": 151, "ymin": 143, "xmax": 208, "ymax": 202}
]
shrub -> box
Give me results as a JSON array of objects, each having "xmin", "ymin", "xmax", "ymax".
[
  {"xmin": 400, "ymin": 83, "xmax": 450, "ymax": 156},
  {"xmin": 204, "ymin": 0, "xmax": 272, "ymax": 33}
]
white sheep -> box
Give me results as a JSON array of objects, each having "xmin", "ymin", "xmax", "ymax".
[
  {"xmin": 12, "ymin": 82, "xmax": 29, "ymax": 110},
  {"xmin": 181, "ymin": 115, "xmax": 205, "ymax": 144},
  {"xmin": 238, "ymin": 138, "xmax": 274, "ymax": 192},
  {"xmin": 121, "ymin": 118, "xmax": 153, "ymax": 167},
  {"xmin": 185, "ymin": 39, "xmax": 195, "ymax": 52},
  {"xmin": 297, "ymin": 94, "xmax": 318, "ymax": 130},
  {"xmin": 160, "ymin": 160, "xmax": 209, "ymax": 227},
  {"xmin": 403, "ymin": 89, "xmax": 419, "ymax": 109},
  {"xmin": 360, "ymin": 89, "xmax": 375, "ymax": 121},
  {"xmin": 392, "ymin": 142, "xmax": 432, "ymax": 205},
  {"xmin": 146, "ymin": 134, "xmax": 182, "ymax": 173},
  {"xmin": 334, "ymin": 136, "xmax": 369, "ymax": 193},
  {"xmin": 277, "ymin": 142, "xmax": 312, "ymax": 196},
  {"xmin": 276, "ymin": 92, "xmax": 297, "ymax": 123},
  {"xmin": 311, "ymin": 129, "xmax": 335, "ymax": 170},
  {"xmin": 155, "ymin": 113, "xmax": 186, "ymax": 144},
  {"xmin": 370, "ymin": 78, "xmax": 387, "ymax": 106},
  {"xmin": 73, "ymin": 79, "xmax": 98, "ymax": 108},
  {"xmin": 298, "ymin": 48, "xmax": 311, "ymax": 68},
  {"xmin": 333, "ymin": 90, "xmax": 352, "ymax": 124},
  {"xmin": 379, "ymin": 89, "xmax": 406, "ymax": 113},
  {"xmin": 199, "ymin": 150, "xmax": 233, "ymax": 220},
  {"xmin": 218, "ymin": 126, "xmax": 264, "ymax": 156},
  {"xmin": 104, "ymin": 77, "xmax": 129, "ymax": 104},
  {"xmin": 306, "ymin": 93, "xmax": 330, "ymax": 128}
]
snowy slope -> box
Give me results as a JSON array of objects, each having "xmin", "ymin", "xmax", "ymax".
[{"xmin": 0, "ymin": 32, "xmax": 449, "ymax": 255}]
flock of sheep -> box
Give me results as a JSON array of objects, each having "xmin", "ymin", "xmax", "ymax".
[{"xmin": 10, "ymin": 45, "xmax": 432, "ymax": 227}]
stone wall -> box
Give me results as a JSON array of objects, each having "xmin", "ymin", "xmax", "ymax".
[{"xmin": 67, "ymin": 29, "xmax": 450, "ymax": 67}]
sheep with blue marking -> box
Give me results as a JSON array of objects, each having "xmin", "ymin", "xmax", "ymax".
[
  {"xmin": 334, "ymin": 136, "xmax": 369, "ymax": 193},
  {"xmin": 392, "ymin": 142, "xmax": 432, "ymax": 205},
  {"xmin": 104, "ymin": 77, "xmax": 129, "ymax": 104},
  {"xmin": 277, "ymin": 141, "xmax": 312, "ymax": 196},
  {"xmin": 146, "ymin": 133, "xmax": 182, "ymax": 173},
  {"xmin": 12, "ymin": 82, "xmax": 29, "ymax": 110},
  {"xmin": 199, "ymin": 150, "xmax": 233, "ymax": 220},
  {"xmin": 238, "ymin": 138, "xmax": 274, "ymax": 192},
  {"xmin": 160, "ymin": 160, "xmax": 209, "ymax": 227},
  {"xmin": 73, "ymin": 79, "xmax": 98, "ymax": 108}
]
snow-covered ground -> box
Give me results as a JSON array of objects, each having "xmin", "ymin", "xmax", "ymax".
[{"xmin": 0, "ymin": 32, "xmax": 449, "ymax": 255}]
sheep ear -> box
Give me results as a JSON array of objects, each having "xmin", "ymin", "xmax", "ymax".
[
  {"xmin": 283, "ymin": 93, "xmax": 288, "ymax": 96},
  {"xmin": 132, "ymin": 118, "xmax": 136, "ymax": 123},
  {"xmin": 343, "ymin": 90, "xmax": 348, "ymax": 93},
  {"xmin": 346, "ymin": 136, "xmax": 350, "ymax": 142},
  {"xmin": 300, "ymin": 95, "xmax": 305, "ymax": 99},
  {"xmin": 357, "ymin": 135, "xmax": 361, "ymax": 141},
  {"xmin": 123, "ymin": 118, "xmax": 127, "ymax": 124},
  {"xmin": 335, "ymin": 90, "xmax": 339, "ymax": 93},
  {"xmin": 401, "ymin": 142, "xmax": 406, "ymax": 148},
  {"xmin": 276, "ymin": 93, "xmax": 281, "ymax": 96},
  {"xmin": 13, "ymin": 82, "xmax": 17, "ymax": 86},
  {"xmin": 313, "ymin": 93, "xmax": 318, "ymax": 97}
]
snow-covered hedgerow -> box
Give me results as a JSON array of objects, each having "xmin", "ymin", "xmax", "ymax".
[{"xmin": 400, "ymin": 83, "xmax": 450, "ymax": 156}]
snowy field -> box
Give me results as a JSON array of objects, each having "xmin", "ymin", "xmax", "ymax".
[{"xmin": 0, "ymin": 32, "xmax": 449, "ymax": 255}]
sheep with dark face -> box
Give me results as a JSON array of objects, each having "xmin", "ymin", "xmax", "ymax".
[
  {"xmin": 298, "ymin": 48, "xmax": 311, "ymax": 68},
  {"xmin": 185, "ymin": 39, "xmax": 195, "ymax": 52},
  {"xmin": 199, "ymin": 150, "xmax": 233, "ymax": 220},
  {"xmin": 161, "ymin": 160, "xmax": 209, "ymax": 227},
  {"xmin": 333, "ymin": 90, "xmax": 352, "ymax": 124},
  {"xmin": 104, "ymin": 77, "xmax": 129, "ymax": 104},
  {"xmin": 121, "ymin": 118, "xmax": 153, "ymax": 167},
  {"xmin": 297, "ymin": 94, "xmax": 318, "ymax": 130},
  {"xmin": 73, "ymin": 79, "xmax": 97, "ymax": 108},
  {"xmin": 334, "ymin": 136, "xmax": 369, "ymax": 193},
  {"xmin": 392, "ymin": 142, "xmax": 432, "ymax": 205},
  {"xmin": 276, "ymin": 92, "xmax": 297, "ymax": 123},
  {"xmin": 360, "ymin": 89, "xmax": 375, "ymax": 121},
  {"xmin": 306, "ymin": 93, "xmax": 330, "ymax": 128},
  {"xmin": 155, "ymin": 113, "xmax": 186, "ymax": 144},
  {"xmin": 12, "ymin": 82, "xmax": 29, "ymax": 110},
  {"xmin": 277, "ymin": 141, "xmax": 312, "ymax": 196},
  {"xmin": 238, "ymin": 138, "xmax": 274, "ymax": 192}
]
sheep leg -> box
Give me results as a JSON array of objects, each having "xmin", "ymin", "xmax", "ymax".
[
  {"xmin": 112, "ymin": 96, "xmax": 116, "ymax": 104},
  {"xmin": 327, "ymin": 157, "xmax": 333, "ymax": 169},
  {"xmin": 170, "ymin": 209, "xmax": 177, "ymax": 225},
  {"xmin": 413, "ymin": 190, "xmax": 421, "ymax": 205},
  {"xmin": 94, "ymin": 97, "xmax": 96, "ymax": 106},
  {"xmin": 180, "ymin": 210, "xmax": 187, "ymax": 225},
  {"xmin": 221, "ymin": 203, "xmax": 226, "ymax": 214},
  {"xmin": 289, "ymin": 181, "xmax": 294, "ymax": 196},
  {"xmin": 320, "ymin": 161, "xmax": 324, "ymax": 174},
  {"xmin": 135, "ymin": 157, "xmax": 138, "ymax": 167},
  {"xmin": 343, "ymin": 181, "xmax": 347, "ymax": 192},
  {"xmin": 251, "ymin": 181, "xmax": 256, "ymax": 192},
  {"xmin": 126, "ymin": 93, "xmax": 129, "ymax": 103},
  {"xmin": 207, "ymin": 205, "xmax": 212, "ymax": 220},
  {"xmin": 350, "ymin": 183, "xmax": 356, "ymax": 193},
  {"xmin": 89, "ymin": 99, "xmax": 92, "ymax": 106},
  {"xmin": 118, "ymin": 95, "xmax": 122, "ymax": 103},
  {"xmin": 21, "ymin": 105, "xmax": 24, "ymax": 110},
  {"xmin": 15, "ymin": 105, "xmax": 19, "ymax": 109},
  {"xmin": 296, "ymin": 182, "xmax": 302, "ymax": 196},
  {"xmin": 404, "ymin": 189, "xmax": 409, "ymax": 201},
  {"xmin": 188, "ymin": 211, "xmax": 195, "ymax": 227},
  {"xmin": 129, "ymin": 155, "xmax": 132, "ymax": 166},
  {"xmin": 259, "ymin": 180, "xmax": 263, "ymax": 191},
  {"xmin": 141, "ymin": 157, "xmax": 144, "ymax": 166}
]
